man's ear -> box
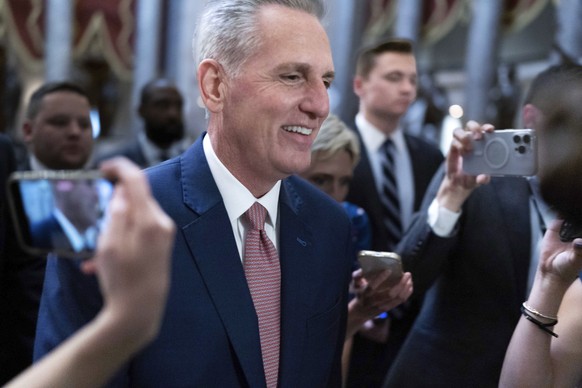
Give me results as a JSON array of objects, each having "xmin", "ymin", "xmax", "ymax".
[
  {"xmin": 198, "ymin": 59, "xmax": 226, "ymax": 113},
  {"xmin": 353, "ymin": 75, "xmax": 364, "ymax": 98},
  {"xmin": 22, "ymin": 120, "xmax": 33, "ymax": 143},
  {"xmin": 522, "ymin": 104, "xmax": 540, "ymax": 129}
]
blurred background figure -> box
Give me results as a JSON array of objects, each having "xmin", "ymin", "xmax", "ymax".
[
  {"xmin": 1, "ymin": 81, "xmax": 94, "ymax": 384},
  {"xmin": 301, "ymin": 113, "xmax": 371, "ymax": 256},
  {"xmin": 299, "ymin": 113, "xmax": 413, "ymax": 386},
  {"xmin": 94, "ymin": 78, "xmax": 190, "ymax": 168},
  {"xmin": 345, "ymin": 38, "xmax": 443, "ymax": 388}
]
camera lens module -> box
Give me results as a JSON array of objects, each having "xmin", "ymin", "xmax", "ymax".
[
  {"xmin": 523, "ymin": 134, "xmax": 531, "ymax": 144},
  {"xmin": 513, "ymin": 135, "xmax": 521, "ymax": 143},
  {"xmin": 517, "ymin": 145, "xmax": 527, "ymax": 154}
]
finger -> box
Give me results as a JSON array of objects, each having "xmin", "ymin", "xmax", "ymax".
[
  {"xmin": 100, "ymin": 157, "xmax": 151, "ymax": 210},
  {"xmin": 95, "ymin": 185, "xmax": 130, "ymax": 259},
  {"xmin": 365, "ymin": 270, "xmax": 391, "ymax": 290}
]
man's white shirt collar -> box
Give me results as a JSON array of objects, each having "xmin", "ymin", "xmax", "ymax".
[
  {"xmin": 138, "ymin": 132, "xmax": 191, "ymax": 165},
  {"xmin": 203, "ymin": 134, "xmax": 280, "ymax": 258},
  {"xmin": 355, "ymin": 113, "xmax": 406, "ymax": 154}
]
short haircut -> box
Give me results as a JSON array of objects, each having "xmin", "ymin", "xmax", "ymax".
[
  {"xmin": 26, "ymin": 81, "xmax": 90, "ymax": 119},
  {"xmin": 355, "ymin": 38, "xmax": 414, "ymax": 78},
  {"xmin": 523, "ymin": 63, "xmax": 582, "ymax": 112},
  {"xmin": 140, "ymin": 78, "xmax": 180, "ymax": 106},
  {"xmin": 194, "ymin": 0, "xmax": 326, "ymax": 76},
  {"xmin": 311, "ymin": 114, "xmax": 360, "ymax": 167}
]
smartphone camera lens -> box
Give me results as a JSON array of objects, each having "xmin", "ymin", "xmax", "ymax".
[
  {"xmin": 517, "ymin": 145, "xmax": 527, "ymax": 154},
  {"xmin": 513, "ymin": 135, "xmax": 521, "ymax": 144},
  {"xmin": 523, "ymin": 134, "xmax": 531, "ymax": 144}
]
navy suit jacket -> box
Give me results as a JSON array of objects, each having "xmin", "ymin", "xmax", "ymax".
[
  {"xmin": 1, "ymin": 134, "xmax": 47, "ymax": 385},
  {"xmin": 384, "ymin": 166, "xmax": 531, "ymax": 387},
  {"xmin": 35, "ymin": 134, "xmax": 353, "ymax": 387},
  {"xmin": 30, "ymin": 214, "xmax": 72, "ymax": 251},
  {"xmin": 346, "ymin": 128, "xmax": 443, "ymax": 251}
]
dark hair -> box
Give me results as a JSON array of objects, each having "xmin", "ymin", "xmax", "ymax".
[
  {"xmin": 26, "ymin": 81, "xmax": 90, "ymax": 119},
  {"xmin": 523, "ymin": 63, "xmax": 582, "ymax": 110},
  {"xmin": 355, "ymin": 38, "xmax": 414, "ymax": 78},
  {"xmin": 139, "ymin": 78, "xmax": 180, "ymax": 106}
]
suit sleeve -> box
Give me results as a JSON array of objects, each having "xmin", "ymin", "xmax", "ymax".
[
  {"xmin": 34, "ymin": 257, "xmax": 129, "ymax": 386},
  {"xmin": 396, "ymin": 164, "xmax": 460, "ymax": 295}
]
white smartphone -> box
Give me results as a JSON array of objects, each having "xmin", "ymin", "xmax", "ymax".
[
  {"xmin": 7, "ymin": 170, "xmax": 115, "ymax": 258},
  {"xmin": 357, "ymin": 250, "xmax": 403, "ymax": 286},
  {"xmin": 463, "ymin": 129, "xmax": 537, "ymax": 176}
]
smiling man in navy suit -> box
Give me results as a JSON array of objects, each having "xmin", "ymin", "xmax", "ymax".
[{"xmin": 34, "ymin": 1, "xmax": 359, "ymax": 386}]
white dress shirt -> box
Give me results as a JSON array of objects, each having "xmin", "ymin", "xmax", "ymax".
[
  {"xmin": 356, "ymin": 113, "xmax": 415, "ymax": 229},
  {"xmin": 203, "ymin": 134, "xmax": 281, "ymax": 261}
]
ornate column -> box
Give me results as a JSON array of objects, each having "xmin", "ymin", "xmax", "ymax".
[
  {"xmin": 326, "ymin": 0, "xmax": 368, "ymax": 124},
  {"xmin": 131, "ymin": 0, "xmax": 163, "ymax": 133},
  {"xmin": 171, "ymin": 0, "xmax": 208, "ymax": 138},
  {"xmin": 45, "ymin": 0, "xmax": 73, "ymax": 81},
  {"xmin": 555, "ymin": 0, "xmax": 582, "ymax": 60},
  {"xmin": 394, "ymin": 0, "xmax": 422, "ymax": 42},
  {"xmin": 463, "ymin": 0, "xmax": 503, "ymax": 123}
]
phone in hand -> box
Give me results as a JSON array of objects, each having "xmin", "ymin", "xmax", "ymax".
[
  {"xmin": 357, "ymin": 250, "xmax": 403, "ymax": 286},
  {"xmin": 6, "ymin": 170, "xmax": 114, "ymax": 258},
  {"xmin": 559, "ymin": 219, "xmax": 582, "ymax": 242},
  {"xmin": 463, "ymin": 129, "xmax": 537, "ymax": 176}
]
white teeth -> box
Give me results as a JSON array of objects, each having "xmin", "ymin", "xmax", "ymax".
[{"xmin": 283, "ymin": 126, "xmax": 312, "ymax": 135}]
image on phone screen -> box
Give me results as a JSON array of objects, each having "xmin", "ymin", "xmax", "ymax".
[{"xmin": 8, "ymin": 172, "xmax": 114, "ymax": 258}]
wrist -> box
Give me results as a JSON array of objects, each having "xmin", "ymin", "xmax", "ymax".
[{"xmin": 436, "ymin": 180, "xmax": 470, "ymax": 212}]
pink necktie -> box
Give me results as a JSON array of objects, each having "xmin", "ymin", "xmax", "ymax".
[{"xmin": 243, "ymin": 202, "xmax": 281, "ymax": 388}]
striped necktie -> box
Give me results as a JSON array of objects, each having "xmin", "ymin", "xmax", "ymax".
[
  {"xmin": 380, "ymin": 139, "xmax": 402, "ymax": 249},
  {"xmin": 243, "ymin": 202, "xmax": 281, "ymax": 388}
]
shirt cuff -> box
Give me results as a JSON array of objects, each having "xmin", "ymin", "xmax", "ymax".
[{"xmin": 427, "ymin": 198, "xmax": 462, "ymax": 237}]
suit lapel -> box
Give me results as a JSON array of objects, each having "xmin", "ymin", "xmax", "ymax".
[
  {"xmin": 179, "ymin": 136, "xmax": 265, "ymax": 387},
  {"xmin": 350, "ymin": 130, "xmax": 384, "ymax": 227},
  {"xmin": 277, "ymin": 179, "xmax": 314, "ymax": 384}
]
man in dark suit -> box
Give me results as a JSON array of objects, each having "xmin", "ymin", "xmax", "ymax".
[
  {"xmin": 345, "ymin": 39, "xmax": 443, "ymax": 387},
  {"xmin": 0, "ymin": 81, "xmax": 94, "ymax": 385},
  {"xmin": 34, "ymin": 1, "xmax": 372, "ymax": 386},
  {"xmin": 94, "ymin": 78, "xmax": 189, "ymax": 168},
  {"xmin": 0, "ymin": 133, "xmax": 18, "ymax": 384},
  {"xmin": 383, "ymin": 63, "xmax": 582, "ymax": 387}
]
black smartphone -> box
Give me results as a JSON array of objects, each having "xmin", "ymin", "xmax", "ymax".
[
  {"xmin": 357, "ymin": 250, "xmax": 404, "ymax": 286},
  {"xmin": 6, "ymin": 170, "xmax": 114, "ymax": 258},
  {"xmin": 559, "ymin": 219, "xmax": 582, "ymax": 242}
]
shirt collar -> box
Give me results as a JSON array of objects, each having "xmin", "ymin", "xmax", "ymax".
[
  {"xmin": 138, "ymin": 132, "xmax": 190, "ymax": 165},
  {"xmin": 53, "ymin": 208, "xmax": 85, "ymax": 252},
  {"xmin": 202, "ymin": 134, "xmax": 280, "ymax": 227},
  {"xmin": 355, "ymin": 113, "xmax": 406, "ymax": 155}
]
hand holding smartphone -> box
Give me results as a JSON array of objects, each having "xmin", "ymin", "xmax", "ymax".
[
  {"xmin": 7, "ymin": 170, "xmax": 114, "ymax": 258},
  {"xmin": 463, "ymin": 129, "xmax": 537, "ymax": 176},
  {"xmin": 357, "ymin": 250, "xmax": 404, "ymax": 287}
]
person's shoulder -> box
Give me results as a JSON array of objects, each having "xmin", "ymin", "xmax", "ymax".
[
  {"xmin": 93, "ymin": 140, "xmax": 143, "ymax": 166},
  {"xmin": 404, "ymin": 133, "xmax": 441, "ymax": 152}
]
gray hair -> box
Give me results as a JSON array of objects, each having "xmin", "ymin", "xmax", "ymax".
[
  {"xmin": 194, "ymin": 0, "xmax": 326, "ymax": 76},
  {"xmin": 311, "ymin": 114, "xmax": 360, "ymax": 167}
]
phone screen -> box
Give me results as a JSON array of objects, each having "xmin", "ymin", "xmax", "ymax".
[{"xmin": 7, "ymin": 171, "xmax": 114, "ymax": 258}]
